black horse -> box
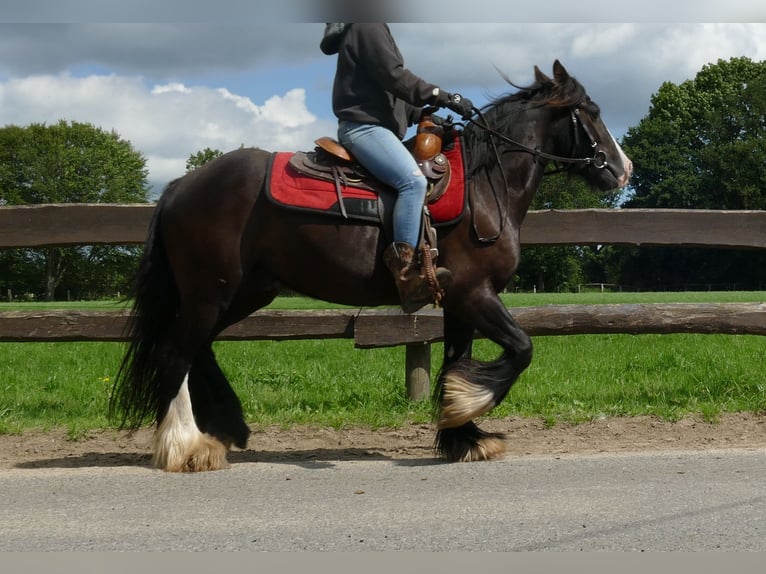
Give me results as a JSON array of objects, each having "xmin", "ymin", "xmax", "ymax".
[{"xmin": 111, "ymin": 61, "xmax": 632, "ymax": 471}]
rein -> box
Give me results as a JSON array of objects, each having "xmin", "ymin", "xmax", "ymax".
[
  {"xmin": 462, "ymin": 103, "xmax": 607, "ymax": 245},
  {"xmin": 467, "ymin": 106, "xmax": 609, "ymax": 169}
]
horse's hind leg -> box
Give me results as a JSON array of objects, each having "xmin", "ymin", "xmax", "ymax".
[
  {"xmin": 188, "ymin": 345, "xmax": 250, "ymax": 449},
  {"xmin": 151, "ymin": 302, "xmax": 234, "ymax": 472},
  {"xmin": 161, "ymin": 277, "xmax": 281, "ymax": 471},
  {"xmin": 187, "ymin": 276, "xmax": 281, "ymax": 443},
  {"xmin": 435, "ymin": 292, "xmax": 533, "ymax": 462},
  {"xmin": 153, "ymin": 371, "xmax": 230, "ymax": 472}
]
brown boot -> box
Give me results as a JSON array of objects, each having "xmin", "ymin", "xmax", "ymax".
[{"xmin": 383, "ymin": 242, "xmax": 452, "ymax": 313}]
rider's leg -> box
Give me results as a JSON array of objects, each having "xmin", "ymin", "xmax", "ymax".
[
  {"xmin": 338, "ymin": 121, "xmax": 451, "ymax": 312},
  {"xmin": 338, "ymin": 121, "xmax": 425, "ymax": 244}
]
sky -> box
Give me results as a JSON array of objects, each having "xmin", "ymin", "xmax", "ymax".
[{"xmin": 1, "ymin": 1, "xmax": 765, "ymax": 194}]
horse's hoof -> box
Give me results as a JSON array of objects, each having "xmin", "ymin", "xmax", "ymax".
[
  {"xmin": 434, "ymin": 422, "xmax": 507, "ymax": 462},
  {"xmin": 152, "ymin": 431, "xmax": 230, "ymax": 472},
  {"xmin": 456, "ymin": 433, "xmax": 507, "ymax": 462}
]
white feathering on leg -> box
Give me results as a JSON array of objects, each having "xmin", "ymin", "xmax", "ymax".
[
  {"xmin": 152, "ymin": 374, "xmax": 229, "ymax": 472},
  {"xmin": 457, "ymin": 435, "xmax": 507, "ymax": 462},
  {"xmin": 437, "ymin": 373, "xmax": 497, "ymax": 430}
]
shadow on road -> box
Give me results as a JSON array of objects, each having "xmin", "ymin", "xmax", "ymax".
[{"xmin": 14, "ymin": 446, "xmax": 445, "ymax": 470}]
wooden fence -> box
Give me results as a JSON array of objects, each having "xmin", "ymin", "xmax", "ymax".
[
  {"xmin": 1, "ymin": 204, "xmax": 765, "ymax": 399},
  {"xmin": 2, "ymin": 203, "xmax": 766, "ymax": 249}
]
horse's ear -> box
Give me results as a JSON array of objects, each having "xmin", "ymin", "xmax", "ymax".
[
  {"xmin": 534, "ymin": 65, "xmax": 551, "ymax": 83},
  {"xmin": 552, "ymin": 60, "xmax": 569, "ymax": 83}
]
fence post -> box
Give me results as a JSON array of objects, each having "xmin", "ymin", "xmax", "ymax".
[{"xmin": 405, "ymin": 343, "xmax": 431, "ymax": 401}]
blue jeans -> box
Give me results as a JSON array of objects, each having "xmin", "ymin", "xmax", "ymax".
[{"xmin": 338, "ymin": 121, "xmax": 426, "ymax": 247}]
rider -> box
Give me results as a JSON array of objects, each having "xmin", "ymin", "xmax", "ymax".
[{"xmin": 320, "ymin": 22, "xmax": 474, "ymax": 313}]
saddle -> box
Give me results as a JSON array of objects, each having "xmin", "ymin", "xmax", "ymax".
[
  {"xmin": 266, "ymin": 113, "xmax": 466, "ymax": 297},
  {"xmin": 289, "ymin": 111, "xmax": 454, "ymax": 217},
  {"xmin": 274, "ymin": 111, "xmax": 461, "ymax": 307}
]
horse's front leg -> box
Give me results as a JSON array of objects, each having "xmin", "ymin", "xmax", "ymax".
[{"xmin": 435, "ymin": 291, "xmax": 533, "ymax": 462}]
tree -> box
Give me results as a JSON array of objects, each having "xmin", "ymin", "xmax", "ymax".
[
  {"xmin": 624, "ymin": 57, "xmax": 766, "ymax": 210},
  {"xmin": 615, "ymin": 57, "xmax": 766, "ymax": 290},
  {"xmin": 186, "ymin": 147, "xmax": 224, "ymax": 172},
  {"xmin": 514, "ymin": 172, "xmax": 620, "ymax": 292},
  {"xmin": 0, "ymin": 120, "xmax": 150, "ymax": 300}
]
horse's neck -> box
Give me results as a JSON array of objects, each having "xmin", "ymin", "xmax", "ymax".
[
  {"xmin": 517, "ymin": 103, "xmax": 566, "ymax": 176},
  {"xmin": 466, "ymin": 103, "xmax": 560, "ymax": 224},
  {"xmin": 492, "ymin": 117, "xmax": 552, "ymax": 217}
]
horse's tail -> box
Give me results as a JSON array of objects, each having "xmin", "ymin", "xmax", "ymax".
[{"xmin": 109, "ymin": 181, "xmax": 180, "ymax": 430}]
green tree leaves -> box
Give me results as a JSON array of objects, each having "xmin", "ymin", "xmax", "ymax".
[
  {"xmin": 623, "ymin": 57, "xmax": 766, "ymax": 210},
  {"xmin": 514, "ymin": 173, "xmax": 618, "ymax": 292},
  {"xmin": 616, "ymin": 57, "xmax": 766, "ymax": 290},
  {"xmin": 0, "ymin": 120, "xmax": 149, "ymax": 205},
  {"xmin": 520, "ymin": 57, "xmax": 766, "ymax": 292},
  {"xmin": 186, "ymin": 147, "xmax": 223, "ymax": 172},
  {"xmin": 0, "ymin": 121, "xmax": 150, "ymax": 300}
]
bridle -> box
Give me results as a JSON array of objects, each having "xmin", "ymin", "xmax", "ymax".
[
  {"xmin": 467, "ymin": 105, "xmax": 610, "ymax": 170},
  {"xmin": 462, "ymin": 102, "xmax": 609, "ymax": 245},
  {"xmin": 569, "ymin": 108, "xmax": 608, "ymax": 169}
]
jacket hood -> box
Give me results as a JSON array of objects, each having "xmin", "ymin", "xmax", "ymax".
[{"xmin": 320, "ymin": 22, "xmax": 347, "ymax": 55}]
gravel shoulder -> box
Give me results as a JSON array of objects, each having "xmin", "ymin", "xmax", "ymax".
[{"xmin": 2, "ymin": 412, "xmax": 765, "ymax": 470}]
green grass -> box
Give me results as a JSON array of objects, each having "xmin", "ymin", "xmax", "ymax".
[
  {"xmin": 1, "ymin": 290, "xmax": 762, "ymax": 311},
  {"xmin": 0, "ymin": 292, "xmax": 764, "ymax": 435},
  {"xmin": 0, "ymin": 300, "xmax": 131, "ymax": 311},
  {"xmin": 482, "ymin": 333, "xmax": 765, "ymax": 425},
  {"xmin": 500, "ymin": 290, "xmax": 765, "ymax": 306},
  {"xmin": 0, "ymin": 342, "xmax": 117, "ymax": 436}
]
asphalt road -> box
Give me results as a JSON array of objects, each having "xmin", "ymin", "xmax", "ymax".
[{"xmin": 1, "ymin": 448, "xmax": 764, "ymax": 551}]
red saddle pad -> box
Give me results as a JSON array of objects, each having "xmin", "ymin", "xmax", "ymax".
[{"xmin": 268, "ymin": 138, "xmax": 466, "ymax": 225}]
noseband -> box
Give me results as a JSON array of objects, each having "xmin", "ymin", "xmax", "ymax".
[{"xmin": 571, "ymin": 108, "xmax": 608, "ymax": 169}]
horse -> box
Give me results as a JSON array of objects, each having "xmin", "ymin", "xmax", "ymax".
[{"xmin": 110, "ymin": 60, "xmax": 632, "ymax": 471}]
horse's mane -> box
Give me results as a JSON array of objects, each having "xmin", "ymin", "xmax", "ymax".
[{"xmin": 461, "ymin": 68, "xmax": 590, "ymax": 177}]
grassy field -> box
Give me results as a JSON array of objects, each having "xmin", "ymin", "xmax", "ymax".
[{"xmin": 0, "ymin": 292, "xmax": 763, "ymax": 436}]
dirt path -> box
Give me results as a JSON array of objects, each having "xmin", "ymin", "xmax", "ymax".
[{"xmin": 3, "ymin": 412, "xmax": 765, "ymax": 470}]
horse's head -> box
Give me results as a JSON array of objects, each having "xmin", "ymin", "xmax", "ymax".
[
  {"xmin": 541, "ymin": 61, "xmax": 633, "ymax": 190},
  {"xmin": 465, "ymin": 60, "xmax": 632, "ymax": 192}
]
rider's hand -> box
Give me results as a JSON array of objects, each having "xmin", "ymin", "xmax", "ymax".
[
  {"xmin": 445, "ymin": 93, "xmax": 474, "ymax": 120},
  {"xmin": 430, "ymin": 113, "xmax": 453, "ymax": 128}
]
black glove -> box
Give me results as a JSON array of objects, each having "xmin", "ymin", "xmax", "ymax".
[
  {"xmin": 430, "ymin": 113, "xmax": 453, "ymax": 128},
  {"xmin": 445, "ymin": 93, "xmax": 474, "ymax": 119}
]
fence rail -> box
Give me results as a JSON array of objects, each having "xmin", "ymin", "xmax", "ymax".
[
  {"xmin": 3, "ymin": 304, "xmax": 763, "ymax": 344},
  {"xmin": 1, "ymin": 204, "xmax": 765, "ymax": 399},
  {"xmin": 1, "ymin": 204, "xmax": 765, "ymax": 249}
]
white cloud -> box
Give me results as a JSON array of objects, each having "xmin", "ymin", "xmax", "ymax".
[
  {"xmin": 0, "ymin": 73, "xmax": 335, "ymax": 191},
  {"xmin": 217, "ymin": 87, "xmax": 261, "ymax": 116},
  {"xmin": 1, "ymin": 21, "xmax": 764, "ymax": 194},
  {"xmin": 151, "ymin": 82, "xmax": 191, "ymax": 95},
  {"xmin": 260, "ymin": 89, "xmax": 317, "ymax": 128},
  {"xmin": 570, "ymin": 24, "xmax": 638, "ymax": 59},
  {"xmin": 656, "ymin": 24, "xmax": 766, "ymax": 77}
]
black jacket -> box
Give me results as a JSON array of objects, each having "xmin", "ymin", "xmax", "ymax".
[{"xmin": 324, "ymin": 23, "xmax": 450, "ymax": 139}]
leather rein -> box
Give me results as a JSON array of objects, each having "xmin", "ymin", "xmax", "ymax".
[
  {"xmin": 463, "ymin": 104, "xmax": 608, "ymax": 244},
  {"xmin": 467, "ymin": 105, "xmax": 609, "ymax": 170}
]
